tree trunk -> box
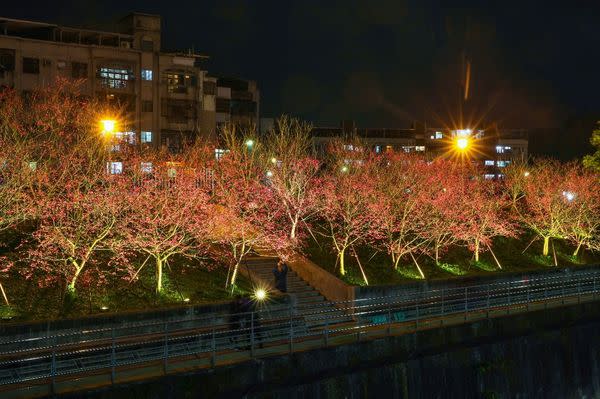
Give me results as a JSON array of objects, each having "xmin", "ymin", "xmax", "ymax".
[
  {"xmin": 68, "ymin": 261, "xmax": 83, "ymax": 294},
  {"xmin": 573, "ymin": 242, "xmax": 582, "ymax": 257},
  {"xmin": 339, "ymin": 248, "xmax": 346, "ymax": 276},
  {"xmin": 230, "ymin": 260, "xmax": 241, "ymax": 292},
  {"xmin": 156, "ymin": 257, "xmax": 163, "ymax": 294},
  {"xmin": 0, "ymin": 282, "xmax": 9, "ymax": 306},
  {"xmin": 542, "ymin": 236, "xmax": 550, "ymax": 256},
  {"xmin": 435, "ymin": 244, "xmax": 440, "ymax": 265},
  {"xmin": 474, "ymin": 239, "xmax": 480, "ymax": 262},
  {"xmin": 393, "ymin": 255, "xmax": 401, "ymax": 270},
  {"xmin": 290, "ymin": 218, "xmax": 298, "ymax": 240},
  {"xmin": 409, "ymin": 252, "xmax": 425, "ymax": 279}
]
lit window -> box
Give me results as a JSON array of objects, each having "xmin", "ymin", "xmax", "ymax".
[
  {"xmin": 141, "ymin": 162, "xmax": 153, "ymax": 173},
  {"xmin": 167, "ymin": 168, "xmax": 176, "ymax": 178},
  {"xmin": 115, "ymin": 131, "xmax": 136, "ymax": 144},
  {"xmin": 215, "ymin": 148, "xmax": 229, "ymax": 160},
  {"xmin": 343, "ymin": 144, "xmax": 354, "ymax": 151},
  {"xmin": 497, "ymin": 160, "xmax": 507, "ymax": 168},
  {"xmin": 435, "ymin": 131, "xmax": 443, "ymax": 139},
  {"xmin": 485, "ymin": 160, "xmax": 495, "ymax": 166},
  {"xmin": 141, "ymin": 69, "xmax": 153, "ymax": 81},
  {"xmin": 98, "ymin": 67, "xmax": 133, "ymax": 89},
  {"xmin": 402, "ymin": 146, "xmax": 412, "ymax": 153},
  {"xmin": 385, "ymin": 145, "xmax": 393, "ymax": 152},
  {"xmin": 141, "ymin": 131, "xmax": 152, "ymax": 143},
  {"xmin": 455, "ymin": 129, "xmax": 472, "ymax": 137},
  {"xmin": 107, "ymin": 162, "xmax": 123, "ymax": 175},
  {"xmin": 28, "ymin": 161, "xmax": 37, "ymax": 171},
  {"xmin": 496, "ymin": 145, "xmax": 504, "ymax": 154},
  {"xmin": 111, "ymin": 144, "xmax": 121, "ymax": 152},
  {"xmin": 166, "ymin": 73, "xmax": 195, "ymax": 93},
  {"xmin": 484, "ymin": 174, "xmax": 495, "ymax": 180},
  {"xmin": 415, "ymin": 146, "xmax": 425, "ymax": 151},
  {"xmin": 375, "ymin": 145, "xmax": 381, "ymax": 153}
]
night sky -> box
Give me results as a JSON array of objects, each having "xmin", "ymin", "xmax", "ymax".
[{"xmin": 3, "ymin": 1, "xmax": 599, "ymax": 159}]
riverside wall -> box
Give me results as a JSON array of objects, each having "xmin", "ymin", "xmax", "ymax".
[{"xmin": 69, "ymin": 298, "xmax": 600, "ymax": 398}]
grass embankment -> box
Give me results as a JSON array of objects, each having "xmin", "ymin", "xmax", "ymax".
[
  {"xmin": 304, "ymin": 234, "xmax": 600, "ymax": 286},
  {"xmin": 0, "ymin": 256, "xmax": 252, "ymax": 323}
]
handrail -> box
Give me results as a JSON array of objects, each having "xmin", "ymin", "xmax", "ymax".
[
  {"xmin": 0, "ymin": 269, "xmax": 598, "ymax": 388},
  {"xmin": 1, "ymin": 269, "xmax": 595, "ymax": 348}
]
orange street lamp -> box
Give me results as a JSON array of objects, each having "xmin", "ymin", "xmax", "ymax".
[
  {"xmin": 100, "ymin": 119, "xmax": 117, "ymax": 136},
  {"xmin": 455, "ymin": 137, "xmax": 470, "ymax": 151}
]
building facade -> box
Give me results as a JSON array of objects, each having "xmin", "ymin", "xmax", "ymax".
[
  {"xmin": 311, "ymin": 121, "xmax": 528, "ymax": 176},
  {"xmin": 0, "ymin": 13, "xmax": 258, "ymax": 152},
  {"xmin": 215, "ymin": 77, "xmax": 260, "ymax": 129}
]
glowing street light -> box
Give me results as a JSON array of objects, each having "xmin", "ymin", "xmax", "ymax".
[
  {"xmin": 266, "ymin": 170, "xmax": 273, "ymax": 177},
  {"xmin": 455, "ymin": 137, "xmax": 470, "ymax": 151},
  {"xmin": 524, "ymin": 171, "xmax": 530, "ymax": 177},
  {"xmin": 100, "ymin": 119, "xmax": 116, "ymax": 135},
  {"xmin": 562, "ymin": 191, "xmax": 576, "ymax": 202},
  {"xmin": 341, "ymin": 165, "xmax": 349, "ymax": 173},
  {"xmin": 254, "ymin": 288, "xmax": 267, "ymax": 301},
  {"xmin": 270, "ymin": 157, "xmax": 277, "ymax": 164},
  {"xmin": 245, "ymin": 139, "xmax": 255, "ymax": 148}
]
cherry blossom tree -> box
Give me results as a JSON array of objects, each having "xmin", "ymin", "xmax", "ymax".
[
  {"xmin": 264, "ymin": 157, "xmax": 321, "ymax": 243},
  {"xmin": 419, "ymin": 160, "xmax": 465, "ymax": 265},
  {"xmin": 503, "ymin": 160, "xmax": 532, "ymax": 210},
  {"xmin": 560, "ymin": 165, "xmax": 600, "ymax": 257},
  {"xmin": 374, "ymin": 152, "xmax": 431, "ymax": 278},
  {"xmin": 452, "ymin": 172, "xmax": 517, "ymax": 267},
  {"xmin": 263, "ymin": 116, "xmax": 321, "ymax": 242},
  {"xmin": 211, "ymin": 124, "xmax": 287, "ymax": 290},
  {"xmin": 25, "ymin": 169, "xmax": 125, "ymax": 294},
  {"xmin": 0, "ymin": 81, "xmax": 117, "ymax": 300},
  {"xmin": 319, "ymin": 144, "xmax": 381, "ymax": 276},
  {"xmin": 116, "ymin": 156, "xmax": 210, "ymax": 294},
  {"xmin": 520, "ymin": 160, "xmax": 573, "ymax": 258}
]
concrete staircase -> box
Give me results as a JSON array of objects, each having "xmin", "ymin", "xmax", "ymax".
[{"xmin": 243, "ymin": 257, "xmax": 353, "ymax": 331}]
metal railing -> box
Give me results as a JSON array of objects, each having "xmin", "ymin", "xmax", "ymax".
[{"xmin": 1, "ymin": 269, "xmax": 599, "ymax": 390}]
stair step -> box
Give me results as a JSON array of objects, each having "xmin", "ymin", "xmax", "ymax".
[
  {"xmin": 292, "ymin": 290, "xmax": 320, "ymax": 297},
  {"xmin": 288, "ymin": 289, "xmax": 316, "ymax": 296},
  {"xmin": 295, "ymin": 296, "xmax": 325, "ymax": 305}
]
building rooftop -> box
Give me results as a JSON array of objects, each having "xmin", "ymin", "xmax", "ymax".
[{"xmin": 0, "ymin": 16, "xmax": 133, "ymax": 48}]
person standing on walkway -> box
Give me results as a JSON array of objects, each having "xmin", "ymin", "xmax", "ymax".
[
  {"xmin": 273, "ymin": 260, "xmax": 289, "ymax": 293},
  {"xmin": 229, "ymin": 295, "xmax": 244, "ymax": 347}
]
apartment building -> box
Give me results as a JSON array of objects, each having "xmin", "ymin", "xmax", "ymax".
[
  {"xmin": 310, "ymin": 120, "xmax": 420, "ymax": 157},
  {"xmin": 0, "ymin": 13, "xmax": 259, "ymax": 153},
  {"xmin": 215, "ymin": 77, "xmax": 260, "ymax": 129},
  {"xmin": 311, "ymin": 121, "xmax": 528, "ymax": 176}
]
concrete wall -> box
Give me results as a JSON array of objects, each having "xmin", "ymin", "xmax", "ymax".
[
  {"xmin": 289, "ymin": 254, "xmax": 355, "ymax": 304},
  {"xmin": 69, "ymin": 298, "xmax": 600, "ymax": 398},
  {"xmin": 353, "ymin": 263, "xmax": 600, "ymax": 303}
]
